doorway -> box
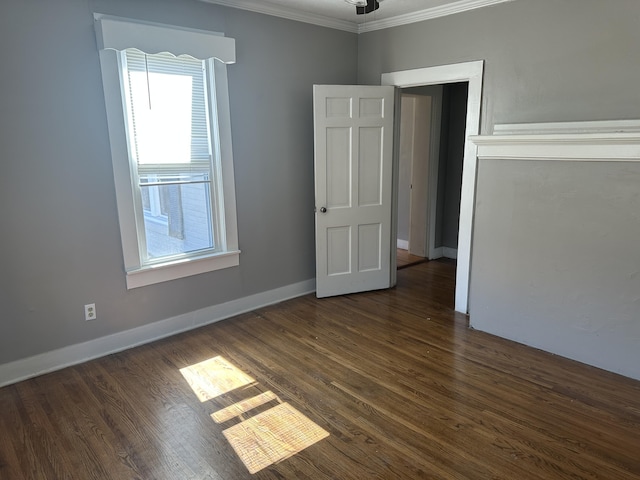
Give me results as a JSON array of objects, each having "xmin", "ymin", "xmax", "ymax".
[
  {"xmin": 382, "ymin": 61, "xmax": 484, "ymax": 313},
  {"xmin": 396, "ymin": 83, "xmax": 469, "ymax": 266}
]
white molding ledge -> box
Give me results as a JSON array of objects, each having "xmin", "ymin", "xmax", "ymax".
[
  {"xmin": 473, "ymin": 121, "xmax": 640, "ymax": 162},
  {"xmin": 494, "ymin": 120, "xmax": 640, "ymax": 136}
]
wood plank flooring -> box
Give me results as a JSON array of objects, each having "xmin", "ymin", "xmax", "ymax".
[
  {"xmin": 396, "ymin": 248, "xmax": 427, "ymax": 269},
  {"xmin": 1, "ymin": 260, "xmax": 639, "ymax": 479}
]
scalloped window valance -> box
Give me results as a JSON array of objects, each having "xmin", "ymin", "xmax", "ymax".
[{"xmin": 93, "ymin": 14, "xmax": 236, "ymax": 64}]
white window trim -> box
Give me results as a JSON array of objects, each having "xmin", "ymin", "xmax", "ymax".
[
  {"xmin": 95, "ymin": 15, "xmax": 236, "ymax": 62},
  {"xmin": 94, "ymin": 14, "xmax": 240, "ymax": 289}
]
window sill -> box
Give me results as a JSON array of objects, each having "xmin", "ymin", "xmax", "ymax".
[{"xmin": 125, "ymin": 250, "xmax": 240, "ymax": 289}]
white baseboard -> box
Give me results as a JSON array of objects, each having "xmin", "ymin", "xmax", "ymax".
[
  {"xmin": 429, "ymin": 246, "xmax": 458, "ymax": 260},
  {"xmin": 397, "ymin": 239, "xmax": 409, "ymax": 250},
  {"xmin": 0, "ymin": 278, "xmax": 316, "ymax": 388},
  {"xmin": 443, "ymin": 247, "xmax": 458, "ymax": 259}
]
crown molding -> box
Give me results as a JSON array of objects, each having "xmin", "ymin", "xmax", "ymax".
[
  {"xmin": 198, "ymin": 0, "xmax": 515, "ymax": 34},
  {"xmin": 358, "ymin": 0, "xmax": 515, "ymax": 33},
  {"xmin": 198, "ymin": 0, "xmax": 358, "ymax": 33}
]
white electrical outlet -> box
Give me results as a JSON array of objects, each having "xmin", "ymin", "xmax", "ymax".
[{"xmin": 84, "ymin": 303, "xmax": 97, "ymax": 321}]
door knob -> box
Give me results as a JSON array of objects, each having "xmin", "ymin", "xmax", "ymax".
[{"xmin": 320, "ymin": 207, "xmax": 327, "ymax": 213}]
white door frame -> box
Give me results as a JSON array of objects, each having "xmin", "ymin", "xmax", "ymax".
[{"xmin": 382, "ymin": 60, "xmax": 484, "ymax": 314}]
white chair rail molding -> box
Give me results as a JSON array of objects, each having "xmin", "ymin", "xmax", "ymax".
[{"xmin": 469, "ymin": 120, "xmax": 640, "ymax": 381}]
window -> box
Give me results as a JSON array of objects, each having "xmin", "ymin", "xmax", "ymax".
[
  {"xmin": 95, "ymin": 15, "xmax": 239, "ymax": 289},
  {"xmin": 123, "ymin": 51, "xmax": 218, "ymax": 260}
]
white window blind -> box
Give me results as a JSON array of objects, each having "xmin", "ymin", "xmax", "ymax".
[
  {"xmin": 122, "ymin": 49, "xmax": 220, "ymax": 260},
  {"xmin": 123, "ymin": 50, "xmax": 212, "ymax": 180}
]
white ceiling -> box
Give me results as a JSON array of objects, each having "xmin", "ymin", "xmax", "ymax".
[{"xmin": 199, "ymin": 0, "xmax": 515, "ymax": 33}]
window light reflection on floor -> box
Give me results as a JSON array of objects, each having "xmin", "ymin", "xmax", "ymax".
[
  {"xmin": 223, "ymin": 402, "xmax": 329, "ymax": 474},
  {"xmin": 180, "ymin": 355, "xmax": 330, "ymax": 473},
  {"xmin": 179, "ymin": 356, "xmax": 256, "ymax": 402},
  {"xmin": 211, "ymin": 390, "xmax": 279, "ymax": 423}
]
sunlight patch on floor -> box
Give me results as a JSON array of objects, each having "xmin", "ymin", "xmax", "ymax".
[
  {"xmin": 223, "ymin": 402, "xmax": 330, "ymax": 474},
  {"xmin": 180, "ymin": 355, "xmax": 329, "ymax": 473},
  {"xmin": 211, "ymin": 391, "xmax": 279, "ymax": 423},
  {"xmin": 179, "ymin": 356, "xmax": 255, "ymax": 402}
]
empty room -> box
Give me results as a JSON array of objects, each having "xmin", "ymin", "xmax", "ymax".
[{"xmin": 1, "ymin": 0, "xmax": 639, "ymax": 478}]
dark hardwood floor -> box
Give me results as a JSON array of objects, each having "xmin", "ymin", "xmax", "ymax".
[
  {"xmin": 1, "ymin": 260, "xmax": 639, "ymax": 479},
  {"xmin": 396, "ymin": 248, "xmax": 427, "ymax": 269}
]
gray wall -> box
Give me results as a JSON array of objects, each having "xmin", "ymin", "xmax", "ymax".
[
  {"xmin": 358, "ymin": 0, "xmax": 640, "ymax": 132},
  {"xmin": 472, "ymin": 161, "xmax": 640, "ymax": 379},
  {"xmin": 438, "ymin": 83, "xmax": 467, "ymax": 250},
  {"xmin": 0, "ymin": 0, "xmax": 356, "ymax": 365},
  {"xmin": 358, "ymin": 0, "xmax": 640, "ymax": 379}
]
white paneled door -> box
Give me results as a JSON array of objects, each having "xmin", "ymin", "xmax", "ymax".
[{"xmin": 313, "ymin": 85, "xmax": 396, "ymax": 298}]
